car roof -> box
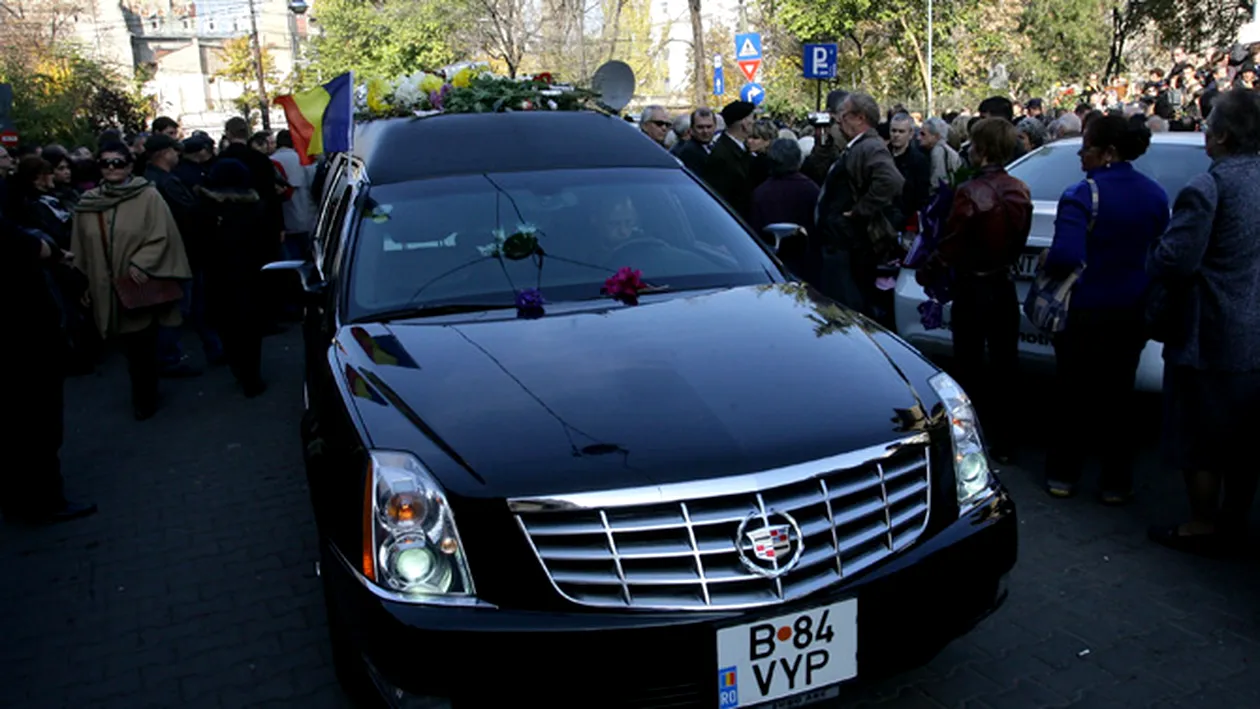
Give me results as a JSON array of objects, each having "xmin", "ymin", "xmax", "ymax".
[
  {"xmin": 352, "ymin": 111, "xmax": 679, "ymax": 185},
  {"xmin": 1038, "ymin": 132, "xmax": 1205, "ymax": 148}
]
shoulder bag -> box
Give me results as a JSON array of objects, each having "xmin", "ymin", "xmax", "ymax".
[
  {"xmin": 97, "ymin": 210, "xmax": 183, "ymax": 311},
  {"xmin": 1023, "ymin": 177, "xmax": 1098, "ymax": 334}
]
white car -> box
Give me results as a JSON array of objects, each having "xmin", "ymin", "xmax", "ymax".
[{"xmin": 894, "ymin": 132, "xmax": 1212, "ymax": 392}]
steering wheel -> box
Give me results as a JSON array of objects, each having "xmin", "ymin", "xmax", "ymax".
[{"xmin": 608, "ymin": 236, "xmax": 674, "ymax": 263}]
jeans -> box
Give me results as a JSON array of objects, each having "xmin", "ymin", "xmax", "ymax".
[{"xmin": 950, "ymin": 274, "xmax": 1020, "ymax": 452}]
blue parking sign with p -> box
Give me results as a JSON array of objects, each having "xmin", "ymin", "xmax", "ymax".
[{"xmin": 803, "ymin": 43, "xmax": 838, "ymax": 79}]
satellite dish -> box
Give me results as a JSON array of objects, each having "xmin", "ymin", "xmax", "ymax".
[{"xmin": 591, "ymin": 60, "xmax": 635, "ymax": 113}]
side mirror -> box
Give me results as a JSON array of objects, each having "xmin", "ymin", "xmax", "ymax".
[
  {"xmin": 761, "ymin": 223, "xmax": 806, "ymax": 254},
  {"xmin": 262, "ymin": 259, "xmax": 326, "ymax": 301}
]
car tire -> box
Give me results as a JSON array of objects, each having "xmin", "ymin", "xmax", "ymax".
[{"xmin": 321, "ymin": 548, "xmax": 387, "ymax": 709}]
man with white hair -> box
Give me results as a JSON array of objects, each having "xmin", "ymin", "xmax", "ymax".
[
  {"xmin": 1047, "ymin": 113, "xmax": 1083, "ymax": 141},
  {"xmin": 1147, "ymin": 115, "xmax": 1170, "ymax": 132},
  {"xmin": 918, "ymin": 117, "xmax": 961, "ymax": 194},
  {"xmin": 671, "ymin": 114, "xmax": 691, "ymax": 145},
  {"xmin": 638, "ymin": 105, "xmax": 671, "ymax": 147}
]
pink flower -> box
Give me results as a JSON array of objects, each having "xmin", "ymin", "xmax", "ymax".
[{"xmin": 603, "ymin": 266, "xmax": 646, "ymax": 305}]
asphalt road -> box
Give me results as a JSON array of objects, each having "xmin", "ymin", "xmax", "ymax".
[{"xmin": 2, "ymin": 329, "xmax": 1258, "ymax": 709}]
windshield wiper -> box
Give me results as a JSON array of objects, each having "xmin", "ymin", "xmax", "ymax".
[{"xmin": 353, "ymin": 303, "xmax": 517, "ymax": 323}]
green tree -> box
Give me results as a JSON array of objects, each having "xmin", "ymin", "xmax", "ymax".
[
  {"xmin": 215, "ymin": 36, "xmax": 280, "ymax": 123},
  {"xmin": 0, "ymin": 49, "xmax": 148, "ymax": 147},
  {"xmin": 307, "ymin": 0, "xmax": 466, "ymax": 84},
  {"xmin": 1104, "ymin": 0, "xmax": 1254, "ymax": 80}
]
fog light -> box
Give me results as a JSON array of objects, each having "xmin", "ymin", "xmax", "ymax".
[{"xmin": 395, "ymin": 547, "xmax": 435, "ymax": 582}]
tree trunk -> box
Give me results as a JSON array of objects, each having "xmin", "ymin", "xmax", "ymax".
[
  {"xmin": 607, "ymin": 0, "xmax": 626, "ymax": 62},
  {"xmin": 688, "ymin": 0, "xmax": 705, "ymax": 107},
  {"xmin": 896, "ymin": 15, "xmax": 930, "ymax": 112},
  {"xmin": 1104, "ymin": 4, "xmax": 1128, "ymax": 83}
]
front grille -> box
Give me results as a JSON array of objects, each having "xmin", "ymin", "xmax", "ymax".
[{"xmin": 511, "ymin": 436, "xmax": 931, "ymax": 610}]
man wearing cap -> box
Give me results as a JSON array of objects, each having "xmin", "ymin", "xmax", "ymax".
[
  {"xmin": 145, "ymin": 133, "xmax": 223, "ymax": 370},
  {"xmin": 174, "ymin": 133, "xmax": 215, "ymax": 190},
  {"xmin": 702, "ymin": 100, "xmax": 761, "ymax": 221}
]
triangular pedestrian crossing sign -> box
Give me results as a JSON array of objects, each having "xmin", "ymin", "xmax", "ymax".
[{"xmin": 738, "ymin": 38, "xmax": 758, "ymax": 59}]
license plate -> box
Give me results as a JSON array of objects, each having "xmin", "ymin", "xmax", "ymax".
[
  {"xmin": 1016, "ymin": 252, "xmax": 1040, "ymax": 279},
  {"xmin": 715, "ymin": 599, "xmax": 857, "ymax": 708}
]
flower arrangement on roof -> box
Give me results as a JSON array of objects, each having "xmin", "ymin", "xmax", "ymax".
[{"xmin": 355, "ymin": 63, "xmax": 601, "ymax": 120}]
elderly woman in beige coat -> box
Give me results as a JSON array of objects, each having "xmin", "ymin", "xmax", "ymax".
[{"xmin": 71, "ymin": 141, "xmax": 190, "ymax": 420}]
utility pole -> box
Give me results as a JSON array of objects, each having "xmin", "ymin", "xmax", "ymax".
[
  {"xmin": 926, "ymin": 0, "xmax": 934, "ymax": 117},
  {"xmin": 248, "ymin": 0, "xmax": 271, "ymax": 129}
]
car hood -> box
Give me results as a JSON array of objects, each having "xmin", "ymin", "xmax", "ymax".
[{"xmin": 339, "ymin": 284, "xmax": 931, "ymax": 499}]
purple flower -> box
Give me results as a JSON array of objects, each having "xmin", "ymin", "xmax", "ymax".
[
  {"xmin": 429, "ymin": 90, "xmax": 444, "ymax": 111},
  {"xmin": 918, "ymin": 299, "xmax": 944, "ymax": 330},
  {"xmin": 515, "ymin": 288, "xmax": 545, "ymax": 319}
]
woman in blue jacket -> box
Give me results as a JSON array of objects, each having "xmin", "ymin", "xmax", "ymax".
[{"xmin": 1043, "ymin": 115, "xmax": 1169, "ymax": 503}]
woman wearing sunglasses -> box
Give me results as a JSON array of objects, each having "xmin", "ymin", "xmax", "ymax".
[{"xmin": 70, "ymin": 142, "xmax": 191, "ymax": 420}]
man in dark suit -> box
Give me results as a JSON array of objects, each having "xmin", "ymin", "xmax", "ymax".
[
  {"xmin": 702, "ymin": 100, "xmax": 760, "ymax": 221},
  {"xmin": 672, "ymin": 107, "xmax": 718, "ymax": 174}
]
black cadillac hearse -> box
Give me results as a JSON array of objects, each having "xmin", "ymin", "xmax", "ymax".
[{"xmin": 273, "ymin": 110, "xmax": 1017, "ymax": 708}]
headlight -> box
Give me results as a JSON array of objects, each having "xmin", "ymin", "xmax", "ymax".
[
  {"xmin": 361, "ymin": 450, "xmax": 475, "ymax": 600},
  {"xmin": 928, "ymin": 372, "xmax": 994, "ymax": 513}
]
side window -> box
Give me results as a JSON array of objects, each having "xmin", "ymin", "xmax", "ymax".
[
  {"xmin": 323, "ymin": 186, "xmax": 353, "ymax": 277},
  {"xmin": 314, "ymin": 168, "xmax": 350, "ymax": 275}
]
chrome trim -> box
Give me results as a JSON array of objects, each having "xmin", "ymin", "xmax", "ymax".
[
  {"xmin": 507, "ymin": 433, "xmax": 930, "ymax": 512},
  {"xmin": 599, "ymin": 509, "xmax": 632, "ymax": 606},
  {"xmin": 679, "ymin": 502, "xmax": 711, "ymax": 606},
  {"xmin": 512, "ymin": 435, "xmax": 934, "ymax": 610},
  {"xmin": 328, "ymin": 544, "xmax": 498, "ymax": 608}
]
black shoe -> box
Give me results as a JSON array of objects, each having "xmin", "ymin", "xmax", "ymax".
[
  {"xmin": 1147, "ymin": 524, "xmax": 1238, "ymax": 558},
  {"xmin": 242, "ymin": 378, "xmax": 268, "ymax": 398},
  {"xmin": 7, "ymin": 501, "xmax": 97, "ymax": 525},
  {"xmin": 134, "ymin": 401, "xmax": 158, "ymax": 421},
  {"xmin": 1045, "ymin": 479, "xmax": 1076, "ymax": 498},
  {"xmin": 1099, "ymin": 489, "xmax": 1134, "ymax": 506}
]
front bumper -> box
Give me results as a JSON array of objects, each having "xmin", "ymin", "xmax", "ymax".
[{"xmin": 324, "ymin": 487, "xmax": 1017, "ymax": 708}]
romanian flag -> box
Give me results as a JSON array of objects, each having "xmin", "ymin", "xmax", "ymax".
[{"xmin": 275, "ymin": 72, "xmax": 353, "ymax": 165}]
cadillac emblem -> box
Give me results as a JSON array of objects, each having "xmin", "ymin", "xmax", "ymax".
[{"xmin": 735, "ymin": 509, "xmax": 804, "ymax": 578}]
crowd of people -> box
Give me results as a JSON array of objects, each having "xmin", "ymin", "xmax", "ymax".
[
  {"xmin": 633, "ymin": 59, "xmax": 1260, "ymax": 559},
  {"xmin": 2, "ymin": 115, "xmax": 320, "ymax": 524},
  {"xmin": 4, "ymin": 46, "xmax": 1259, "ymax": 556}
]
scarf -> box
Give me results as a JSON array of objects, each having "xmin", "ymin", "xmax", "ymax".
[{"xmin": 74, "ymin": 177, "xmax": 153, "ymax": 213}]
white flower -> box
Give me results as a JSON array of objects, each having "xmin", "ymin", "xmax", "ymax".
[
  {"xmin": 477, "ymin": 228, "xmax": 508, "ymax": 257},
  {"xmin": 393, "ymin": 71, "xmax": 427, "ymax": 109}
]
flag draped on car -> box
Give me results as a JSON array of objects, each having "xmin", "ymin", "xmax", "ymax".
[{"xmin": 275, "ymin": 72, "xmax": 354, "ymax": 165}]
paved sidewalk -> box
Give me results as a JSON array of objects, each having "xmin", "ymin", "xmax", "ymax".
[{"xmin": 1, "ymin": 330, "xmax": 1258, "ymax": 709}]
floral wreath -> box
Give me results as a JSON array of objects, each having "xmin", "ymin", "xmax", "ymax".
[
  {"xmin": 467, "ymin": 223, "xmax": 653, "ymax": 318},
  {"xmin": 359, "ymin": 64, "xmax": 601, "ymax": 119}
]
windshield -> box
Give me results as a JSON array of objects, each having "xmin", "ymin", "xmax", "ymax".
[
  {"xmin": 1009, "ymin": 141, "xmax": 1211, "ymax": 202},
  {"xmin": 347, "ymin": 168, "xmax": 778, "ymax": 319}
]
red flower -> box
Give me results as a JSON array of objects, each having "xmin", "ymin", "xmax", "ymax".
[
  {"xmin": 533, "ymin": 72, "xmax": 554, "ymax": 84},
  {"xmin": 603, "ymin": 267, "xmax": 646, "ymax": 306}
]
